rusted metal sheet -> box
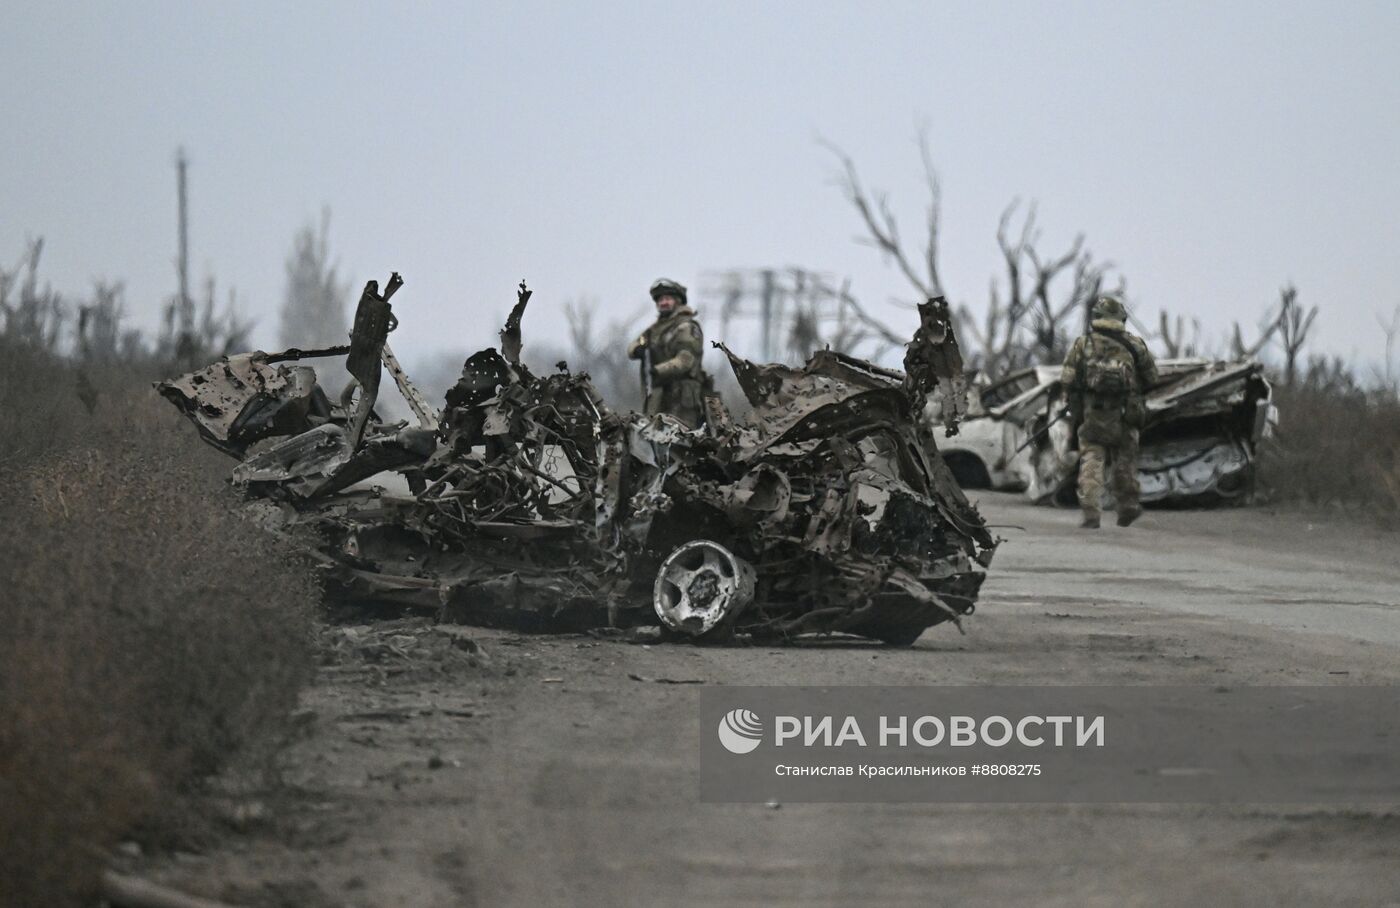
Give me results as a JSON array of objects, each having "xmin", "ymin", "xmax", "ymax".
[
  {"xmin": 155, "ymin": 353, "xmax": 328, "ymax": 457},
  {"xmin": 159, "ymin": 282, "xmax": 996, "ymax": 645}
]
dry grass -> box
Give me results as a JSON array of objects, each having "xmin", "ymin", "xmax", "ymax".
[
  {"xmin": 0, "ymin": 339, "xmax": 97, "ymax": 466},
  {"xmin": 0, "ymin": 343, "xmax": 318, "ymax": 907},
  {"xmin": 1257, "ymin": 385, "xmax": 1400, "ymax": 521}
]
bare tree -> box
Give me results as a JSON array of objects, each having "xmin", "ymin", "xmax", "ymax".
[
  {"xmin": 76, "ymin": 280, "xmax": 126, "ymax": 362},
  {"xmin": 0, "ymin": 238, "xmax": 66, "ymax": 351},
  {"xmin": 3, "ymin": 242, "xmax": 142, "ymax": 363},
  {"xmin": 547, "ymin": 297, "xmax": 646, "ymax": 408},
  {"xmin": 929, "ymin": 204, "xmax": 1109, "ymax": 377},
  {"xmin": 822, "ymin": 137, "xmax": 1115, "ymax": 378},
  {"xmin": 821, "ymin": 131, "xmax": 943, "ymax": 301},
  {"xmin": 1377, "ymin": 304, "xmax": 1400, "ymax": 394},
  {"xmin": 1274, "ymin": 284, "xmax": 1318, "ymax": 388},
  {"xmin": 1227, "ymin": 284, "xmax": 1319, "ymax": 385},
  {"xmin": 1301, "ymin": 353, "xmax": 1359, "ymax": 395},
  {"xmin": 986, "ymin": 200, "xmax": 1107, "ymax": 372},
  {"xmin": 199, "ymin": 275, "xmax": 253, "ymax": 356},
  {"xmin": 279, "ymin": 208, "xmax": 349, "ymax": 350},
  {"xmin": 829, "ymin": 279, "xmax": 910, "ymax": 358},
  {"xmin": 1229, "ymin": 310, "xmax": 1281, "ymax": 361},
  {"xmin": 1157, "ymin": 311, "xmax": 1203, "ymax": 359},
  {"xmin": 1, "ymin": 234, "xmax": 246, "ymax": 376}
]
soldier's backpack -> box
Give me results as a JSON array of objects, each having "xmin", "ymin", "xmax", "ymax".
[{"xmin": 1081, "ymin": 334, "xmax": 1137, "ymax": 397}]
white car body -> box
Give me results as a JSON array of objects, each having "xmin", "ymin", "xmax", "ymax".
[{"xmin": 930, "ymin": 360, "xmax": 1276, "ymax": 505}]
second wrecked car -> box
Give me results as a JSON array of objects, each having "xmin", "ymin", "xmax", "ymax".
[
  {"xmin": 158, "ymin": 278, "xmax": 997, "ymax": 645},
  {"xmin": 931, "ymin": 359, "xmax": 1277, "ymax": 505}
]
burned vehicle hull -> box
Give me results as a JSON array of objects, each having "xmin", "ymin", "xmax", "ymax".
[
  {"xmin": 159, "ymin": 279, "xmax": 996, "ymax": 644},
  {"xmin": 931, "ymin": 359, "xmax": 1276, "ymax": 505}
]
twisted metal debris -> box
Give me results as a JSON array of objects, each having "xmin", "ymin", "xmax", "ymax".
[{"xmin": 159, "ymin": 276, "xmax": 996, "ymax": 644}]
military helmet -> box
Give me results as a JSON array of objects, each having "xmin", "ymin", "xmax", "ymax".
[
  {"xmin": 1093, "ymin": 295, "xmax": 1127, "ymax": 322},
  {"xmin": 649, "ymin": 278, "xmax": 687, "ymax": 304}
]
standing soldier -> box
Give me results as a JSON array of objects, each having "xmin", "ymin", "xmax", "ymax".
[
  {"xmin": 627, "ymin": 278, "xmax": 706, "ymax": 428},
  {"xmin": 1060, "ymin": 295, "xmax": 1159, "ymax": 529}
]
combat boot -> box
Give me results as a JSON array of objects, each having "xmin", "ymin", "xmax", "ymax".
[
  {"xmin": 1080, "ymin": 513, "xmax": 1101, "ymax": 529},
  {"xmin": 1116, "ymin": 505, "xmax": 1142, "ymax": 527}
]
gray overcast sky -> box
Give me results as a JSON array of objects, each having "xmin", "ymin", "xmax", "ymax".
[{"xmin": 3, "ymin": 0, "xmax": 1399, "ymax": 370}]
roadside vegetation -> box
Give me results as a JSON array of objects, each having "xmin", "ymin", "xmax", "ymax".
[
  {"xmin": 1260, "ymin": 377, "xmax": 1400, "ymax": 520},
  {"xmin": 0, "ymin": 258, "xmax": 317, "ymax": 906}
]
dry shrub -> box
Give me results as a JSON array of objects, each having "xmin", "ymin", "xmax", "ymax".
[
  {"xmin": 0, "ymin": 374, "xmax": 318, "ymax": 907},
  {"xmin": 1258, "ymin": 385, "xmax": 1400, "ymax": 520},
  {"xmin": 0, "ymin": 339, "xmax": 97, "ymax": 466},
  {"xmin": 0, "ymin": 338, "xmax": 186, "ymax": 469},
  {"xmin": 0, "ymin": 642, "xmax": 157, "ymax": 908}
]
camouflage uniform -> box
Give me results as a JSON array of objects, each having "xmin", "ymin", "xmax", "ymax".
[
  {"xmin": 1060, "ymin": 297, "xmax": 1159, "ymax": 527},
  {"xmin": 628, "ymin": 281, "xmax": 706, "ymax": 428}
]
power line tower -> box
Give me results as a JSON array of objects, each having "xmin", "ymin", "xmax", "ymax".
[{"xmin": 699, "ymin": 267, "xmax": 857, "ymax": 362}]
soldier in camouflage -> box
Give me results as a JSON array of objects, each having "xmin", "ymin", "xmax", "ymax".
[
  {"xmin": 1060, "ymin": 295, "xmax": 1159, "ymax": 529},
  {"xmin": 626, "ymin": 278, "xmax": 707, "ymax": 428}
]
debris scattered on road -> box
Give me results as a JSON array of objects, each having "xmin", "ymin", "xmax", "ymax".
[
  {"xmin": 335, "ymin": 709, "xmax": 422, "ymax": 724},
  {"xmin": 426, "ymin": 755, "xmax": 462, "ymax": 770},
  {"xmin": 321, "ymin": 619, "xmax": 488, "ymax": 678},
  {"xmin": 626, "ymin": 673, "xmax": 705, "ymax": 684},
  {"xmin": 101, "ymin": 869, "xmax": 243, "ymax": 908}
]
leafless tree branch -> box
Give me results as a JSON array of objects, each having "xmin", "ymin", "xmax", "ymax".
[
  {"xmin": 819, "ymin": 136, "xmax": 939, "ymax": 300},
  {"xmin": 1275, "ymin": 283, "xmax": 1317, "ymax": 387}
]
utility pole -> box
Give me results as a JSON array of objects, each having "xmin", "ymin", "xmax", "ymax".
[{"xmin": 176, "ymin": 147, "xmax": 192, "ymax": 339}]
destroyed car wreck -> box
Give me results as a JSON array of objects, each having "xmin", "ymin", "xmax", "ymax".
[
  {"xmin": 931, "ymin": 358, "xmax": 1277, "ymax": 505},
  {"xmin": 158, "ymin": 278, "xmax": 997, "ymax": 645}
]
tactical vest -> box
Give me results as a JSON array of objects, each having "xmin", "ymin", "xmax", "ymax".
[
  {"xmin": 641, "ymin": 307, "xmax": 706, "ymax": 427},
  {"xmin": 644, "ymin": 310, "xmax": 704, "ymax": 381}
]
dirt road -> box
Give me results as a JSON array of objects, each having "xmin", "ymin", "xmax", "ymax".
[{"xmin": 145, "ymin": 494, "xmax": 1400, "ymax": 908}]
